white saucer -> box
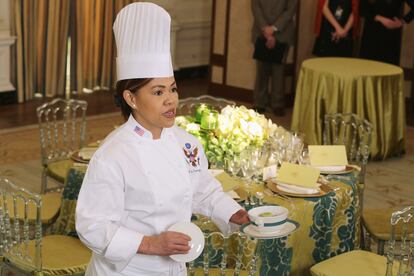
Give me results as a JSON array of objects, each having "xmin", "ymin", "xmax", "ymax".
[
  {"xmin": 168, "ymin": 222, "xmax": 205, "ymax": 263},
  {"xmin": 240, "ymin": 220, "xmax": 299, "ymax": 239}
]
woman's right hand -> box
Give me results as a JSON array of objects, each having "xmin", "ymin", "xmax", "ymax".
[{"xmin": 138, "ymin": 231, "xmax": 191, "ymax": 256}]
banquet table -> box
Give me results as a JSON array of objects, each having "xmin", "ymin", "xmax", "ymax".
[
  {"xmin": 291, "ymin": 57, "xmax": 406, "ymax": 160},
  {"xmin": 53, "ymin": 166, "xmax": 360, "ymax": 276}
]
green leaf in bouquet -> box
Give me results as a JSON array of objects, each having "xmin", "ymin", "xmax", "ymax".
[{"xmin": 184, "ymin": 115, "xmax": 196, "ymax": 123}]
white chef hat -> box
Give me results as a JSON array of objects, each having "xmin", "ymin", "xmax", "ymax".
[{"xmin": 113, "ymin": 2, "xmax": 173, "ymax": 81}]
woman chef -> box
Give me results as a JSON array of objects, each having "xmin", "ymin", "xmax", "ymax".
[{"xmin": 75, "ymin": 2, "xmax": 249, "ymax": 276}]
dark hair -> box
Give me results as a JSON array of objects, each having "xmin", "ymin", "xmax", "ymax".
[{"xmin": 114, "ymin": 78, "xmax": 153, "ymax": 120}]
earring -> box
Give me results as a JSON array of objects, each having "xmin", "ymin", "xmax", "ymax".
[{"xmin": 132, "ymin": 104, "xmax": 136, "ymax": 108}]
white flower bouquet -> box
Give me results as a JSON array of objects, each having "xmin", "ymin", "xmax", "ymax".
[{"xmin": 176, "ymin": 105, "xmax": 290, "ymax": 167}]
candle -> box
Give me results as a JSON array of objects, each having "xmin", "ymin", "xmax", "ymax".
[{"xmin": 200, "ymin": 110, "xmax": 218, "ymax": 130}]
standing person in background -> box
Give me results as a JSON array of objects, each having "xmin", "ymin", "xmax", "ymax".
[
  {"xmin": 76, "ymin": 3, "xmax": 249, "ymax": 275},
  {"xmin": 360, "ymin": 0, "xmax": 414, "ymax": 65},
  {"xmin": 251, "ymin": 0, "xmax": 298, "ymax": 117},
  {"xmin": 313, "ymin": 0, "xmax": 360, "ymax": 57}
]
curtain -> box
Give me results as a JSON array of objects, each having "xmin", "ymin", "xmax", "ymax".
[
  {"xmin": 11, "ymin": 0, "xmax": 138, "ymax": 103},
  {"xmin": 72, "ymin": 0, "xmax": 139, "ymax": 94},
  {"xmin": 12, "ymin": 0, "xmax": 70, "ymax": 102}
]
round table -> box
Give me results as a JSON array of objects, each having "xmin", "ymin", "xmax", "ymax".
[{"xmin": 291, "ymin": 57, "xmax": 406, "ymax": 160}]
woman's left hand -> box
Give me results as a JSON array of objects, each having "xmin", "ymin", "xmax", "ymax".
[{"xmin": 229, "ymin": 209, "xmax": 250, "ymax": 225}]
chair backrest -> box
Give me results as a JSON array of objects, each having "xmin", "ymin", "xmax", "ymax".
[
  {"xmin": 386, "ymin": 206, "xmax": 414, "ymax": 276},
  {"xmin": 323, "ymin": 113, "xmax": 372, "ymax": 187},
  {"xmin": 36, "ymin": 98, "xmax": 87, "ymax": 165},
  {"xmin": 177, "ymin": 95, "xmax": 236, "ymax": 116},
  {"xmin": 188, "ymin": 231, "xmax": 259, "ymax": 276},
  {"xmin": 323, "ymin": 113, "xmax": 372, "ymax": 164},
  {"xmin": 0, "ymin": 177, "xmax": 43, "ymax": 271}
]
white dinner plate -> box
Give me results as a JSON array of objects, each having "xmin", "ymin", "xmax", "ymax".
[
  {"xmin": 240, "ymin": 220, "xmax": 299, "ymax": 239},
  {"xmin": 168, "ymin": 222, "xmax": 205, "ymax": 263}
]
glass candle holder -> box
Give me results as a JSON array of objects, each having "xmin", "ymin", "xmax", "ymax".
[
  {"xmin": 195, "ymin": 104, "xmax": 210, "ymax": 123},
  {"xmin": 200, "ymin": 110, "xmax": 218, "ymax": 130}
]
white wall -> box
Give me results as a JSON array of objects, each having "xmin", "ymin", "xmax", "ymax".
[{"xmin": 155, "ymin": 0, "xmax": 213, "ymax": 69}]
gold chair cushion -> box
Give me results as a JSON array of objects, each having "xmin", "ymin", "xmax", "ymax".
[
  {"xmin": 363, "ymin": 208, "xmax": 414, "ymax": 241},
  {"xmin": 6, "ymin": 235, "xmax": 91, "ymax": 275},
  {"xmin": 47, "ymin": 159, "xmax": 74, "ymax": 183},
  {"xmin": 6, "ymin": 192, "xmax": 61, "ymax": 224},
  {"xmin": 310, "ymin": 250, "xmax": 398, "ymax": 276},
  {"xmin": 188, "ymin": 268, "xmax": 251, "ymax": 275}
]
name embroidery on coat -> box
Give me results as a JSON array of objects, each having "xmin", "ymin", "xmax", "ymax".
[{"xmin": 183, "ymin": 143, "xmax": 201, "ymax": 172}]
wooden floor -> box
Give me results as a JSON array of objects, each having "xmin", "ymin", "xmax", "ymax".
[
  {"xmin": 0, "ymin": 73, "xmax": 413, "ymax": 129},
  {"xmin": 0, "ymin": 76, "xmax": 209, "ymax": 130}
]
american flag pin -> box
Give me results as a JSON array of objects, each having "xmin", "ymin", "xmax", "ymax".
[{"xmin": 134, "ymin": 126, "xmax": 145, "ymax": 136}]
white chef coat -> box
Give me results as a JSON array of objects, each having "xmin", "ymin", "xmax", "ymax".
[{"xmin": 76, "ymin": 115, "xmax": 242, "ymax": 276}]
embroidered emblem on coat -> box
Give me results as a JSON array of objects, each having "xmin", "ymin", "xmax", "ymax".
[{"xmin": 183, "ymin": 144, "xmax": 200, "ymax": 167}]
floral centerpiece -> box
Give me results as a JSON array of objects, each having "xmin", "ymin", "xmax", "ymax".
[{"xmin": 175, "ymin": 105, "xmax": 291, "ymax": 167}]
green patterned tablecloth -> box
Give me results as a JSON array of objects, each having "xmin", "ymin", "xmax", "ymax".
[{"xmin": 53, "ymin": 168, "xmax": 360, "ymax": 276}]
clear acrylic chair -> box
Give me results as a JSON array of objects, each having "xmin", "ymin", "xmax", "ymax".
[
  {"xmin": 310, "ymin": 205, "xmax": 414, "ymax": 276},
  {"xmin": 187, "ymin": 231, "xmax": 259, "ymax": 276},
  {"xmin": 177, "ymin": 95, "xmax": 236, "ymax": 116},
  {"xmin": 323, "ymin": 113, "xmax": 372, "ymax": 209},
  {"xmin": 0, "ymin": 177, "xmax": 91, "ymax": 275},
  {"xmin": 37, "ymin": 98, "xmax": 87, "ymax": 193}
]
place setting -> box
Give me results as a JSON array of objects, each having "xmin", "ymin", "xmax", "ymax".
[
  {"xmin": 308, "ymin": 145, "xmax": 355, "ymax": 175},
  {"xmin": 266, "ymin": 162, "xmax": 333, "ymax": 198},
  {"xmin": 240, "ymin": 205, "xmax": 299, "ymax": 239}
]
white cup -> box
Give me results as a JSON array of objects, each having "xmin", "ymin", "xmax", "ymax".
[{"xmin": 248, "ymin": 205, "xmax": 288, "ymax": 233}]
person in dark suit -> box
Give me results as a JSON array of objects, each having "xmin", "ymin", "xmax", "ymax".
[
  {"xmin": 251, "ymin": 0, "xmax": 298, "ymax": 116},
  {"xmin": 360, "ymin": 0, "xmax": 414, "ymax": 65}
]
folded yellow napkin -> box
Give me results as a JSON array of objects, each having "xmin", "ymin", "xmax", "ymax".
[
  {"xmin": 214, "ymin": 172, "xmax": 241, "ymax": 192},
  {"xmin": 276, "ymin": 162, "xmax": 320, "ymax": 188},
  {"xmin": 308, "ymin": 145, "xmax": 348, "ymax": 166}
]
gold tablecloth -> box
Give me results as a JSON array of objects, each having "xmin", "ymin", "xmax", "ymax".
[{"xmin": 291, "ymin": 57, "xmax": 406, "ymax": 160}]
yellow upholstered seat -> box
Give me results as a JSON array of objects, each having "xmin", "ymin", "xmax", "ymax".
[
  {"xmin": 363, "ymin": 208, "xmax": 414, "ymax": 241},
  {"xmin": 6, "ymin": 192, "xmax": 62, "ymax": 225},
  {"xmin": 310, "ymin": 250, "xmax": 397, "ymax": 276},
  {"xmin": 1, "ymin": 178, "xmax": 91, "ymax": 275},
  {"xmin": 310, "ymin": 206, "xmax": 414, "ymax": 276},
  {"xmin": 362, "ymin": 208, "xmax": 414, "ymax": 254},
  {"xmin": 47, "ymin": 159, "xmax": 75, "ymax": 184},
  {"xmin": 6, "ymin": 235, "xmax": 91, "ymax": 275}
]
